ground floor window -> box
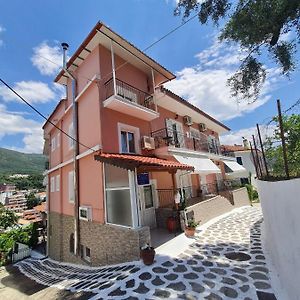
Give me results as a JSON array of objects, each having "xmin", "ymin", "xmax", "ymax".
[
  {"xmin": 105, "ymin": 164, "xmax": 133, "ymax": 227},
  {"xmin": 69, "ymin": 233, "xmax": 74, "ymax": 254}
]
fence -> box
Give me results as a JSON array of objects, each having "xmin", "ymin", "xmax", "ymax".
[{"xmin": 12, "ymin": 242, "xmax": 31, "ymax": 263}]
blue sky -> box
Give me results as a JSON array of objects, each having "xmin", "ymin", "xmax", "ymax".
[{"xmin": 0, "ymin": 0, "xmax": 299, "ymax": 153}]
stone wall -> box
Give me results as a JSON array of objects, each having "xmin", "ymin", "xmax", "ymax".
[
  {"xmin": 185, "ymin": 187, "xmax": 250, "ymax": 225},
  {"xmin": 48, "ymin": 212, "xmax": 150, "ymax": 266}
]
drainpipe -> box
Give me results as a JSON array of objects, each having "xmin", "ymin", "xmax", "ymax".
[{"xmin": 61, "ymin": 43, "xmax": 80, "ymax": 257}]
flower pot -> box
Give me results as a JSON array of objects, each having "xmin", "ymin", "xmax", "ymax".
[
  {"xmin": 185, "ymin": 227, "xmax": 196, "ymax": 237},
  {"xmin": 140, "ymin": 247, "xmax": 155, "ymax": 265},
  {"xmin": 166, "ymin": 216, "xmax": 177, "ymax": 233}
]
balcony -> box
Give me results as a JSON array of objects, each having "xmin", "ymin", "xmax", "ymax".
[
  {"xmin": 151, "ymin": 127, "xmax": 221, "ymax": 155},
  {"xmin": 103, "ymin": 78, "xmax": 159, "ymax": 121}
]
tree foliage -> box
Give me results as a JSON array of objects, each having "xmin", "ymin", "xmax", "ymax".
[
  {"xmin": 25, "ymin": 192, "xmax": 41, "ymax": 209},
  {"xmin": 265, "ymin": 114, "xmax": 300, "ymax": 177},
  {"xmin": 175, "ymin": 0, "xmax": 300, "ymax": 100},
  {"xmin": 0, "ymin": 204, "xmax": 19, "ymax": 231}
]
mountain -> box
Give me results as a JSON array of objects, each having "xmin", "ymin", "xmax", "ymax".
[{"xmin": 0, "ymin": 147, "xmax": 47, "ymax": 174}]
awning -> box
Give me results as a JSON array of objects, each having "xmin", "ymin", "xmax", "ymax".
[
  {"xmin": 94, "ymin": 152, "xmax": 194, "ymax": 172},
  {"xmin": 223, "ymin": 160, "xmax": 249, "ymax": 179},
  {"xmin": 173, "ymin": 154, "xmax": 221, "ymax": 174}
]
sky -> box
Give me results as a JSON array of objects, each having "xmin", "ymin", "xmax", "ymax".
[{"xmin": 0, "ymin": 0, "xmax": 299, "ymax": 153}]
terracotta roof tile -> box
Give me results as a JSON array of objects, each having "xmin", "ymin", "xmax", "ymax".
[{"xmin": 94, "ymin": 152, "xmax": 193, "ymax": 171}]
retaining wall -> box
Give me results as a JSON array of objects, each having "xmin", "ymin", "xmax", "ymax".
[{"xmin": 257, "ymin": 178, "xmax": 300, "ymax": 300}]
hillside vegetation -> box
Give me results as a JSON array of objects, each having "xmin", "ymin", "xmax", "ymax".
[{"xmin": 0, "ymin": 147, "xmax": 46, "ymax": 175}]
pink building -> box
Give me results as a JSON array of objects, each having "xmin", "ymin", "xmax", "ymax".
[{"xmin": 43, "ymin": 22, "xmax": 247, "ymax": 266}]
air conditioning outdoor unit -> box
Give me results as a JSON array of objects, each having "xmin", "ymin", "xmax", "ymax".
[
  {"xmin": 79, "ymin": 206, "xmax": 92, "ymax": 221},
  {"xmin": 141, "ymin": 136, "xmax": 155, "ymax": 150},
  {"xmin": 183, "ymin": 115, "xmax": 193, "ymax": 126},
  {"xmin": 199, "ymin": 123, "xmax": 206, "ymax": 132}
]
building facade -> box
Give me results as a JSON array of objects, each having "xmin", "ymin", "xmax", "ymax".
[{"xmin": 43, "ymin": 22, "xmax": 247, "ymax": 266}]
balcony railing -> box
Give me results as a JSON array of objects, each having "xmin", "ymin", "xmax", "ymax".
[
  {"xmin": 151, "ymin": 127, "xmax": 220, "ymax": 155},
  {"xmin": 156, "ymin": 180, "xmax": 240, "ymax": 208},
  {"xmin": 105, "ymin": 78, "xmax": 156, "ymax": 111}
]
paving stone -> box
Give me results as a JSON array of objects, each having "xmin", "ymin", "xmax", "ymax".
[
  {"xmin": 153, "ymin": 289, "xmax": 171, "ymax": 298},
  {"xmin": 166, "ymin": 282, "xmax": 187, "ymax": 291},
  {"xmin": 232, "ymin": 273, "xmax": 249, "ymax": 282},
  {"xmin": 250, "ymin": 272, "xmax": 269, "ymax": 280},
  {"xmin": 125, "ymin": 279, "xmax": 135, "ymax": 289},
  {"xmin": 151, "ymin": 276, "xmax": 165, "ymax": 286},
  {"xmin": 162, "ymin": 261, "xmax": 174, "ymax": 267},
  {"xmin": 152, "ymin": 267, "xmax": 168, "ymax": 274},
  {"xmin": 202, "ymin": 261, "xmax": 214, "ymax": 267},
  {"xmin": 239, "ymin": 285, "xmax": 250, "ymax": 293},
  {"xmin": 250, "ymin": 266, "xmax": 269, "ymax": 273},
  {"xmin": 203, "ymin": 280, "xmax": 215, "ymax": 289},
  {"xmin": 231, "ymin": 267, "xmax": 247, "ymax": 274},
  {"xmin": 173, "ymin": 264, "xmax": 188, "ymax": 273},
  {"xmin": 164, "ymin": 273, "xmax": 178, "ymax": 280},
  {"xmin": 108, "ymin": 287, "xmax": 126, "ymax": 297},
  {"xmin": 221, "ymin": 277, "xmax": 237, "ymax": 285},
  {"xmin": 139, "ymin": 272, "xmax": 152, "ymax": 280},
  {"xmin": 210, "ymin": 268, "xmax": 227, "ymax": 275},
  {"xmin": 133, "ymin": 283, "xmax": 150, "ymax": 294},
  {"xmin": 191, "ymin": 266, "xmax": 205, "ymax": 272},
  {"xmin": 219, "ymin": 286, "xmax": 239, "ymax": 298},
  {"xmin": 205, "ymin": 292, "xmax": 222, "ymax": 300},
  {"xmin": 203, "ymin": 272, "xmax": 217, "ymax": 279},
  {"xmin": 254, "ymin": 281, "xmax": 272, "ymax": 290},
  {"xmin": 187, "ymin": 259, "xmax": 198, "ymax": 265},
  {"xmin": 183, "ymin": 272, "xmax": 199, "ymax": 279},
  {"xmin": 190, "ymin": 282, "xmax": 205, "ymax": 293}
]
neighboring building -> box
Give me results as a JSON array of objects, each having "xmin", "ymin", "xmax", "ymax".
[
  {"xmin": 43, "ymin": 22, "xmax": 247, "ymax": 266},
  {"xmin": 0, "ymin": 184, "xmax": 16, "ymax": 205},
  {"xmin": 3, "ymin": 192, "xmax": 27, "ymax": 213},
  {"xmin": 221, "ymin": 139, "xmax": 263, "ymax": 186}
]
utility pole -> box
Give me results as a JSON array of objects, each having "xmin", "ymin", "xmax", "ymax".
[
  {"xmin": 277, "ymin": 99, "xmax": 289, "ymax": 179},
  {"xmin": 252, "ymin": 134, "xmax": 262, "ymax": 179},
  {"xmin": 250, "ymin": 141, "xmax": 259, "ymax": 177},
  {"xmin": 256, "ymin": 124, "xmax": 269, "ymax": 177}
]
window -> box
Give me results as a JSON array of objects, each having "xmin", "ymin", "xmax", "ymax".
[
  {"xmin": 51, "ymin": 137, "xmax": 56, "ymax": 152},
  {"xmin": 68, "ymin": 123, "xmax": 74, "ymax": 149},
  {"xmin": 56, "ymin": 175, "xmax": 60, "ymax": 192},
  {"xmin": 121, "ymin": 131, "xmax": 135, "ymax": 153},
  {"xmin": 50, "ymin": 177, "xmax": 55, "ymax": 192},
  {"xmin": 69, "ymin": 233, "xmax": 74, "ymax": 254},
  {"xmin": 68, "ymin": 171, "xmax": 75, "ymax": 203},
  {"xmin": 236, "ymin": 157, "xmax": 243, "ymax": 165},
  {"xmin": 166, "ymin": 119, "xmax": 185, "ymax": 148},
  {"xmin": 144, "ymin": 185, "xmax": 154, "ymax": 209},
  {"xmin": 118, "ymin": 123, "xmax": 140, "ymax": 154},
  {"xmin": 105, "ymin": 164, "xmax": 132, "ymax": 227},
  {"xmin": 80, "ymin": 245, "xmax": 91, "ymax": 262}
]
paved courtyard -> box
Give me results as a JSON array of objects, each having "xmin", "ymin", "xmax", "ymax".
[{"xmin": 14, "ymin": 206, "xmax": 276, "ymax": 299}]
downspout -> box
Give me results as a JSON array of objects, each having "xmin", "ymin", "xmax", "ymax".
[{"xmin": 61, "ymin": 43, "xmax": 80, "ymax": 257}]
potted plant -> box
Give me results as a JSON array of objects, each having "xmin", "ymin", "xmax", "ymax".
[
  {"xmin": 185, "ymin": 219, "xmax": 199, "ymax": 237},
  {"xmin": 140, "ymin": 244, "xmax": 155, "ymax": 265}
]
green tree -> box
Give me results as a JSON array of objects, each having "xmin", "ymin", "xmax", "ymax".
[
  {"xmin": 265, "ymin": 114, "xmax": 300, "ymax": 177},
  {"xmin": 175, "ymin": 0, "xmax": 300, "ymax": 100},
  {"xmin": 26, "ymin": 192, "xmax": 40, "ymax": 209},
  {"xmin": 0, "ymin": 204, "xmax": 19, "ymax": 231}
]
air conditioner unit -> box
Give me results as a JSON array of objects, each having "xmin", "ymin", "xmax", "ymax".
[
  {"xmin": 141, "ymin": 136, "xmax": 155, "ymax": 150},
  {"xmin": 199, "ymin": 123, "xmax": 206, "ymax": 132},
  {"xmin": 183, "ymin": 115, "xmax": 193, "ymax": 126},
  {"xmin": 79, "ymin": 206, "xmax": 92, "ymax": 221}
]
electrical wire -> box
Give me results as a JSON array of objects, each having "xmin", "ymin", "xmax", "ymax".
[{"xmin": 0, "ymin": 78, "xmax": 96, "ymax": 152}]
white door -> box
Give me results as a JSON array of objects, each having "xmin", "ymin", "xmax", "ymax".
[{"xmin": 139, "ymin": 184, "xmax": 157, "ymax": 228}]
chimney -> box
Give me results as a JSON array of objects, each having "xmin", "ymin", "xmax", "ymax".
[
  {"xmin": 61, "ymin": 42, "xmax": 69, "ymax": 69},
  {"xmin": 242, "ymin": 137, "xmax": 250, "ymax": 149}
]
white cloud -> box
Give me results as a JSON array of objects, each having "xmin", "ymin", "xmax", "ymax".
[
  {"xmin": 31, "ymin": 41, "xmax": 62, "ymax": 76},
  {"xmin": 220, "ymin": 125, "xmax": 276, "ymax": 145},
  {"xmin": 0, "ymin": 104, "xmax": 43, "ymax": 153},
  {"xmin": 165, "ymin": 37, "xmax": 280, "ymax": 121},
  {"xmin": 0, "ymin": 81, "xmax": 56, "ymax": 104},
  {"xmin": 0, "ymin": 25, "xmax": 5, "ymax": 47}
]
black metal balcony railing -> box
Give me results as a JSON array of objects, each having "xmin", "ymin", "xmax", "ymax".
[
  {"xmin": 156, "ymin": 180, "xmax": 240, "ymax": 208},
  {"xmin": 151, "ymin": 128, "xmax": 221, "ymax": 155},
  {"xmin": 105, "ymin": 78, "xmax": 156, "ymax": 111}
]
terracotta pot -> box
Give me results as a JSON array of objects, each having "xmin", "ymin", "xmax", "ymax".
[
  {"xmin": 185, "ymin": 227, "xmax": 196, "ymax": 237},
  {"xmin": 166, "ymin": 216, "xmax": 177, "ymax": 233},
  {"xmin": 140, "ymin": 248, "xmax": 155, "ymax": 265}
]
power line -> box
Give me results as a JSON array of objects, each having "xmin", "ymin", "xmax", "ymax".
[{"xmin": 0, "ymin": 78, "xmax": 96, "ymax": 153}]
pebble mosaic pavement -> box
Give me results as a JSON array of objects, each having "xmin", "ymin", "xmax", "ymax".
[{"xmin": 15, "ymin": 206, "xmax": 276, "ymax": 299}]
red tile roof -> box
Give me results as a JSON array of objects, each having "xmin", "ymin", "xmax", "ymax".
[
  {"xmin": 94, "ymin": 152, "xmax": 194, "ymax": 171},
  {"xmin": 34, "ymin": 202, "xmax": 46, "ymax": 213},
  {"xmin": 221, "ymin": 145, "xmax": 247, "ymax": 152}
]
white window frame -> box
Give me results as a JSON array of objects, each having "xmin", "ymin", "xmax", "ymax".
[
  {"xmin": 68, "ymin": 171, "xmax": 75, "ymax": 203},
  {"xmin": 68, "ymin": 123, "xmax": 74, "ymax": 149},
  {"xmin": 117, "ymin": 123, "xmax": 140, "ymax": 154},
  {"xmin": 79, "ymin": 206, "xmax": 92, "ymax": 221},
  {"xmin": 83, "ymin": 246, "xmax": 91, "ymax": 262},
  {"xmin": 56, "ymin": 175, "xmax": 60, "ymax": 192},
  {"xmin": 50, "ymin": 177, "xmax": 55, "ymax": 193},
  {"xmin": 51, "ymin": 137, "xmax": 56, "ymax": 152}
]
